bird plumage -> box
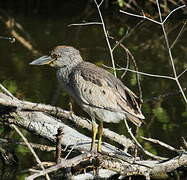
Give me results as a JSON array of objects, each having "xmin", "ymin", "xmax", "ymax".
[
  {"xmin": 30, "ymin": 45, "xmax": 145, "ymax": 152},
  {"xmin": 63, "ymin": 61, "xmax": 144, "ymax": 125}
]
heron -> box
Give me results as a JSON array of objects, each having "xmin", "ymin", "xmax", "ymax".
[{"xmin": 30, "ymin": 45, "xmax": 145, "ymax": 152}]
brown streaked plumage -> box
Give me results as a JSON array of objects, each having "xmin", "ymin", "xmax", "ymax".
[{"xmin": 30, "ymin": 46, "xmax": 145, "ymax": 152}]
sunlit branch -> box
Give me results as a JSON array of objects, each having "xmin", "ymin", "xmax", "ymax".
[
  {"xmin": 163, "ymin": 5, "xmax": 186, "ymax": 24},
  {"xmin": 120, "ymin": 46, "xmax": 130, "ymax": 78},
  {"xmin": 93, "ymin": 0, "xmax": 117, "ymax": 77},
  {"xmin": 141, "ymin": 137, "xmax": 181, "ymax": 153},
  {"xmin": 119, "ymin": 10, "xmax": 162, "ymax": 25},
  {"xmin": 98, "ymin": 0, "xmax": 104, "ymax": 7},
  {"xmin": 68, "ymin": 22, "xmax": 102, "ymax": 27},
  {"xmin": 0, "ymin": 36, "xmax": 15, "ymax": 43},
  {"xmin": 124, "ymin": 119, "xmax": 166, "ymax": 160},
  {"xmin": 68, "ymin": 0, "xmax": 117, "ymax": 77},
  {"xmin": 120, "ymin": 1, "xmax": 187, "ymax": 103},
  {"xmin": 119, "ymin": 44, "xmax": 143, "ymax": 101},
  {"xmin": 170, "ymin": 20, "xmax": 187, "ymax": 49},
  {"xmin": 177, "ymin": 68, "xmax": 187, "ymax": 79},
  {"xmin": 12, "ymin": 125, "xmax": 50, "ymax": 180},
  {"xmin": 156, "ymin": 0, "xmax": 187, "ymax": 103},
  {"xmin": 112, "ymin": 19, "xmax": 144, "ymax": 51},
  {"xmin": 0, "ymin": 83, "xmax": 15, "ymax": 99},
  {"xmin": 102, "ymin": 65, "xmax": 176, "ymax": 80},
  {"xmin": 0, "ymin": 84, "xmax": 49, "ymax": 179}
]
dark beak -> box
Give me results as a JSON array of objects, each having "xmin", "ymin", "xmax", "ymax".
[{"xmin": 29, "ymin": 56, "xmax": 53, "ymax": 65}]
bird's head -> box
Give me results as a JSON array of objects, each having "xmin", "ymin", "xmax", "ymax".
[{"xmin": 29, "ymin": 46, "xmax": 83, "ymax": 68}]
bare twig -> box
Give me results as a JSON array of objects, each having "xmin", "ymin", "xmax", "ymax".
[
  {"xmin": 112, "ymin": 19, "xmax": 144, "ymax": 52},
  {"xmin": 120, "ymin": 10, "xmax": 162, "ymax": 25},
  {"xmin": 1, "ymin": 92, "xmax": 187, "ymax": 179},
  {"xmin": 119, "ymin": 44, "xmax": 143, "ymax": 102},
  {"xmin": 68, "ymin": 22, "xmax": 102, "ymax": 27},
  {"xmin": 12, "ymin": 124, "xmax": 50, "ymax": 180},
  {"xmin": 120, "ymin": 3, "xmax": 187, "ymax": 103},
  {"xmin": 64, "ymin": 142, "xmax": 78, "ymax": 160},
  {"xmin": 55, "ymin": 127, "xmax": 64, "ymax": 164},
  {"xmin": 141, "ymin": 136, "xmax": 181, "ymax": 153},
  {"xmin": 162, "ymin": 5, "xmax": 186, "ymax": 24},
  {"xmin": 177, "ymin": 68, "xmax": 187, "ymax": 79},
  {"xmin": 93, "ymin": 0, "xmax": 117, "ymax": 77},
  {"xmin": 124, "ymin": 119, "xmax": 167, "ymax": 160},
  {"xmin": 103, "ymin": 65, "xmax": 176, "ymax": 80},
  {"xmin": 156, "ymin": 1, "xmax": 187, "ymax": 103},
  {"xmin": 98, "ymin": 0, "xmax": 104, "ymax": 7},
  {"xmin": 0, "ymin": 83, "xmax": 16, "ymax": 99},
  {"xmin": 182, "ymin": 137, "xmax": 187, "ymax": 150},
  {"xmin": 145, "ymin": 87, "xmax": 187, "ymax": 102},
  {"xmin": 0, "ymin": 138, "xmax": 55, "ymax": 152},
  {"xmin": 26, "ymin": 153, "xmax": 93, "ymax": 180},
  {"xmin": 68, "ymin": 0, "xmax": 117, "ymax": 77},
  {"xmin": 170, "ymin": 20, "xmax": 187, "ymax": 49},
  {"xmin": 0, "ymin": 36, "xmax": 15, "ymax": 43},
  {"xmin": 119, "ymin": 46, "xmax": 130, "ymax": 78}
]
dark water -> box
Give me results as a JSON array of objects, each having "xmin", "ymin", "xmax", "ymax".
[{"xmin": 0, "ymin": 1, "xmax": 187, "ymax": 179}]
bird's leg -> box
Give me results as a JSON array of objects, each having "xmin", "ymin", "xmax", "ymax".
[
  {"xmin": 90, "ymin": 118, "xmax": 98, "ymax": 152},
  {"xmin": 68, "ymin": 98, "xmax": 74, "ymax": 115},
  {"xmin": 97, "ymin": 121, "xmax": 103, "ymax": 152}
]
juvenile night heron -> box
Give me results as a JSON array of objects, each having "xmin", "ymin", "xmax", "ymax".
[{"xmin": 30, "ymin": 46, "xmax": 145, "ymax": 152}]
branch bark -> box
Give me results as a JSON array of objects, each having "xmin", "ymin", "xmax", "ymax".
[
  {"xmin": 0, "ymin": 92, "xmax": 187, "ymax": 179},
  {"xmin": 0, "ymin": 93, "xmax": 134, "ymax": 150},
  {"xmin": 26, "ymin": 151, "xmax": 187, "ymax": 180}
]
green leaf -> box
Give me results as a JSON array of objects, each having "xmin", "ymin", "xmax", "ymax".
[
  {"xmin": 153, "ymin": 106, "xmax": 169, "ymax": 123},
  {"xmin": 2, "ymin": 80, "xmax": 17, "ymax": 94},
  {"xmin": 117, "ymin": 0, "xmax": 125, "ymax": 7}
]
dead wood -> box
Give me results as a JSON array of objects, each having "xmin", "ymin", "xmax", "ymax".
[
  {"xmin": 0, "ymin": 92, "xmax": 187, "ymax": 179},
  {"xmin": 0, "ymin": 92, "xmax": 134, "ymax": 150}
]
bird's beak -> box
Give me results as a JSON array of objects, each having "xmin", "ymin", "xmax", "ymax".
[{"xmin": 29, "ymin": 56, "xmax": 54, "ymax": 66}]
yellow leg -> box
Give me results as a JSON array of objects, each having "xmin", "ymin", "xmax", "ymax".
[
  {"xmin": 90, "ymin": 121, "xmax": 98, "ymax": 152},
  {"xmin": 97, "ymin": 121, "xmax": 103, "ymax": 152}
]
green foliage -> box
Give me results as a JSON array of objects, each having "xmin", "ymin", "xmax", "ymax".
[
  {"xmin": 18, "ymin": 174, "xmax": 28, "ymax": 180},
  {"xmin": 162, "ymin": 123, "xmax": 177, "ymax": 132},
  {"xmin": 152, "ymin": 106, "xmax": 169, "ymax": 123},
  {"xmin": 2, "ymin": 80, "xmax": 17, "ymax": 95},
  {"xmin": 144, "ymin": 142, "xmax": 157, "ymax": 155},
  {"xmin": 118, "ymin": 27, "xmax": 125, "ymax": 36},
  {"xmin": 182, "ymin": 105, "xmax": 187, "ymax": 118},
  {"xmin": 17, "ymin": 145, "xmax": 30, "ymax": 155},
  {"xmin": 117, "ymin": 0, "xmax": 125, "ymax": 7},
  {"xmin": 130, "ymin": 73, "xmax": 137, "ymax": 86},
  {"xmin": 182, "ymin": 111, "xmax": 187, "ymax": 118}
]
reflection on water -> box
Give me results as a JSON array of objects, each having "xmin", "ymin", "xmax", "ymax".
[{"xmin": 0, "ymin": 1, "xmax": 187, "ymax": 179}]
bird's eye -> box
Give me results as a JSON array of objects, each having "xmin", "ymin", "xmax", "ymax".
[{"xmin": 51, "ymin": 54, "xmax": 60, "ymax": 59}]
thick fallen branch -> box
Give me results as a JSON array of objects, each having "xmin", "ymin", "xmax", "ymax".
[
  {"xmin": 0, "ymin": 138, "xmax": 55, "ymax": 152},
  {"xmin": 26, "ymin": 150, "xmax": 187, "ymax": 180},
  {"xmin": 0, "ymin": 92, "xmax": 187, "ymax": 179},
  {"xmin": 0, "ymin": 92, "xmax": 134, "ymax": 150},
  {"xmin": 0, "ymin": 92, "xmax": 135, "ymax": 157}
]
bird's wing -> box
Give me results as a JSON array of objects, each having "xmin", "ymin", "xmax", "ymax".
[{"xmin": 68, "ymin": 62, "xmax": 144, "ymax": 121}]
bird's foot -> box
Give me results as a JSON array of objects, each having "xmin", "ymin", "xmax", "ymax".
[
  {"xmin": 90, "ymin": 144, "xmax": 97, "ymax": 153},
  {"xmin": 97, "ymin": 146, "xmax": 102, "ymax": 153}
]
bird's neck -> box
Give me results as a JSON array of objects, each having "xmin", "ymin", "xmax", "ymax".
[
  {"xmin": 56, "ymin": 61, "xmax": 81, "ymax": 85},
  {"xmin": 57, "ymin": 66, "xmax": 71, "ymax": 84},
  {"xmin": 56, "ymin": 54, "xmax": 83, "ymax": 85}
]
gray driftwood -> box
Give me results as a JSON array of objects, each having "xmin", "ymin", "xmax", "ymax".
[{"xmin": 0, "ymin": 92, "xmax": 187, "ymax": 179}]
